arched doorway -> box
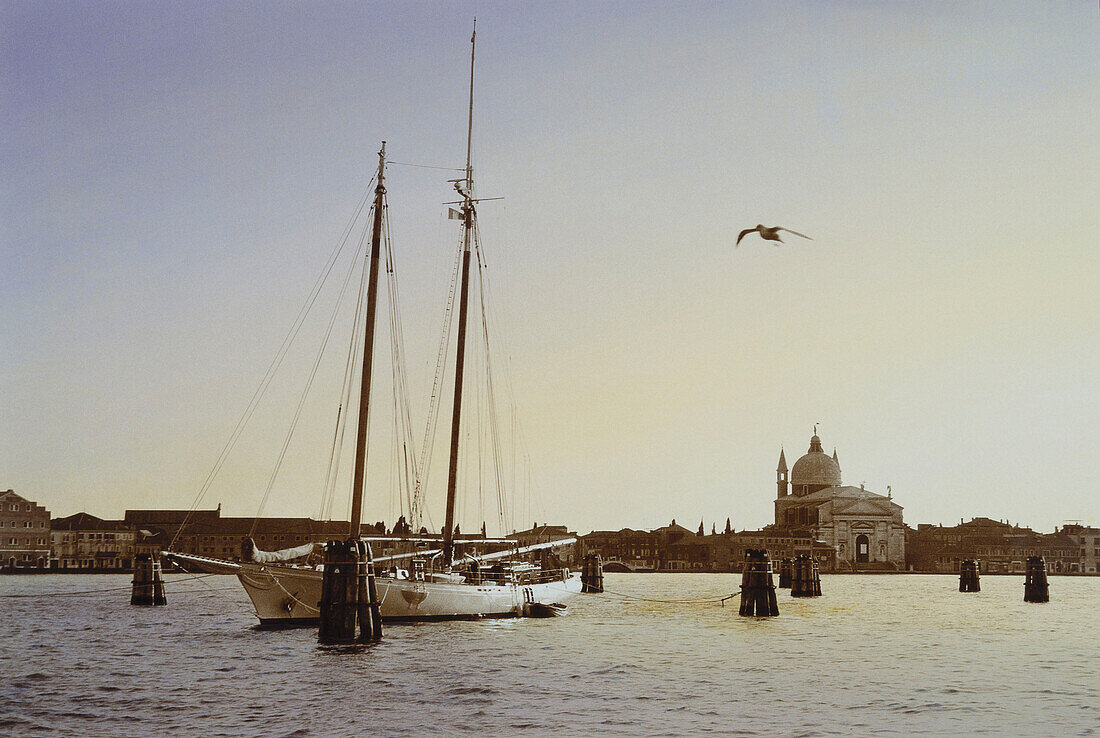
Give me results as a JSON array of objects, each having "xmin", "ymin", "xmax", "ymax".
[{"xmin": 855, "ymin": 535, "xmax": 870, "ymax": 563}]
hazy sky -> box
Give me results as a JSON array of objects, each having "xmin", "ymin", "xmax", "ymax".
[{"xmin": 3, "ymin": 2, "xmax": 1097, "ymax": 536}]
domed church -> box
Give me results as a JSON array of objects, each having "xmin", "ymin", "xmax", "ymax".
[{"xmin": 774, "ymin": 430, "xmax": 905, "ymax": 570}]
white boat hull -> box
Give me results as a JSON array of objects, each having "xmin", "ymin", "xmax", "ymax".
[
  {"xmin": 238, "ymin": 563, "xmax": 582, "ymax": 626},
  {"xmin": 168, "ymin": 552, "xmax": 582, "ymax": 626}
]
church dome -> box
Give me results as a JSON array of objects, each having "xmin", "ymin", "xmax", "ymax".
[{"xmin": 790, "ymin": 434, "xmax": 842, "ymax": 489}]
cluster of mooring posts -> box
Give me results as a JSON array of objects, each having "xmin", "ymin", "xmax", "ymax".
[
  {"xmin": 1023, "ymin": 555, "xmax": 1049, "ymax": 603},
  {"xmin": 738, "ymin": 549, "xmax": 780, "ymax": 616},
  {"xmin": 959, "ymin": 559, "xmax": 981, "ymax": 592},
  {"xmin": 130, "ymin": 553, "xmax": 166, "ymax": 606},
  {"xmin": 778, "ymin": 557, "xmax": 793, "ymax": 589},
  {"xmin": 790, "ymin": 553, "xmax": 822, "ymax": 598},
  {"xmin": 319, "ymin": 539, "xmax": 383, "ymax": 643},
  {"xmin": 581, "ymin": 553, "xmax": 604, "ymax": 593}
]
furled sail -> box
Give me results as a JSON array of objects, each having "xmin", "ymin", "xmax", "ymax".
[{"xmin": 241, "ymin": 537, "xmax": 320, "ymax": 563}]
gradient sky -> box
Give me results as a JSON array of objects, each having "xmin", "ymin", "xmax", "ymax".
[{"xmin": 3, "ymin": 2, "xmax": 1097, "ymax": 536}]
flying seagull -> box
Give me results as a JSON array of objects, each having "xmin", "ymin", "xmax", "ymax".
[{"xmin": 736, "ymin": 224, "xmax": 813, "ymax": 246}]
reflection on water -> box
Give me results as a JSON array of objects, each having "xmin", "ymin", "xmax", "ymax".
[{"xmin": 2, "ymin": 573, "xmax": 1098, "ymax": 735}]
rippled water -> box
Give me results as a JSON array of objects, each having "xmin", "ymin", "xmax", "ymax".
[{"xmin": 2, "ymin": 573, "xmax": 1097, "ymax": 736}]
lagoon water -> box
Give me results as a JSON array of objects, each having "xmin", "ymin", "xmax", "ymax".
[{"xmin": 2, "ymin": 573, "xmax": 1098, "ymax": 736}]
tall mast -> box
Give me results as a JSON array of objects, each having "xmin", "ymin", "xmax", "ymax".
[
  {"xmin": 442, "ymin": 22, "xmax": 476, "ymax": 568},
  {"xmin": 349, "ymin": 142, "xmax": 387, "ymax": 539}
]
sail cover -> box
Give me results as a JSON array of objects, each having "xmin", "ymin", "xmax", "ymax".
[{"xmin": 244, "ymin": 538, "xmax": 320, "ymax": 563}]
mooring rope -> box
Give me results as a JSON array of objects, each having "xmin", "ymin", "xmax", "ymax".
[
  {"xmin": 189, "ymin": 572, "xmax": 258, "ymax": 616},
  {"xmin": 0, "ymin": 572, "xmax": 223, "ymax": 598},
  {"xmin": 536, "ymin": 580, "xmax": 735, "ymax": 605},
  {"xmin": 589, "ymin": 587, "xmax": 737, "ymax": 605}
]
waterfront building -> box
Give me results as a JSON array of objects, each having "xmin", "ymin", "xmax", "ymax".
[
  {"xmin": 508, "ymin": 523, "xmax": 578, "ymax": 565},
  {"xmin": 0, "ymin": 489, "xmax": 51, "ymax": 570},
  {"xmin": 581, "ymin": 527, "xmax": 663, "ymax": 571},
  {"xmin": 124, "ymin": 507, "xmax": 348, "ymax": 561},
  {"xmin": 579, "ymin": 521, "xmax": 836, "ymax": 572},
  {"xmin": 51, "ymin": 513, "xmax": 139, "ymax": 570},
  {"xmin": 774, "ymin": 432, "xmax": 906, "ymax": 570},
  {"xmin": 906, "ymin": 518, "xmax": 1083, "ymax": 573},
  {"xmin": 580, "ymin": 522, "xmax": 700, "ymax": 571},
  {"xmin": 715, "ymin": 529, "xmax": 838, "ymax": 572},
  {"xmin": 1061, "ymin": 523, "xmax": 1100, "ymax": 574}
]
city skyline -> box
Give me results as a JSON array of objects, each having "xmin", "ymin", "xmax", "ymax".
[{"xmin": 3, "ymin": 3, "xmax": 1097, "ymax": 535}]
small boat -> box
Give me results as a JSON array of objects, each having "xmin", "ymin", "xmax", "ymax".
[{"xmin": 167, "ymin": 25, "xmax": 581, "ymax": 624}]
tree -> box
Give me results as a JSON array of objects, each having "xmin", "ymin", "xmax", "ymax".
[{"xmin": 725, "ymin": 518, "xmax": 732, "ymax": 535}]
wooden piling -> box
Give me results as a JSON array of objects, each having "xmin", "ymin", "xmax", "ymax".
[
  {"xmin": 320, "ymin": 538, "xmax": 383, "ymax": 643},
  {"xmin": 959, "ymin": 559, "xmax": 981, "ymax": 592},
  {"xmin": 791, "ymin": 554, "xmax": 821, "ymax": 598},
  {"xmin": 363, "ymin": 541, "xmax": 383, "ymax": 642},
  {"xmin": 354, "ymin": 540, "xmax": 373, "ymax": 643},
  {"xmin": 738, "ymin": 549, "xmax": 779, "ymax": 617},
  {"xmin": 131, "ymin": 553, "xmax": 166, "ymax": 606},
  {"xmin": 581, "ymin": 553, "xmax": 604, "ymax": 593},
  {"xmin": 319, "ymin": 539, "xmax": 354, "ymax": 642},
  {"xmin": 778, "ymin": 558, "xmax": 792, "ymax": 589},
  {"xmin": 1023, "ymin": 556, "xmax": 1049, "ymax": 603}
]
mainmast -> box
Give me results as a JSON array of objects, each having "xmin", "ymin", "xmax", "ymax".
[
  {"xmin": 442, "ymin": 22, "xmax": 476, "ymax": 568},
  {"xmin": 349, "ymin": 142, "xmax": 387, "ymax": 539}
]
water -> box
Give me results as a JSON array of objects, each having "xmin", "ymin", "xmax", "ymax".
[{"xmin": 2, "ymin": 573, "xmax": 1097, "ymax": 736}]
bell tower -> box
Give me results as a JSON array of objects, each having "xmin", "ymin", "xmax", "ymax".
[{"xmin": 777, "ymin": 448, "xmax": 789, "ymax": 497}]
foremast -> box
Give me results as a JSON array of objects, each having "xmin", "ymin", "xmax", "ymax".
[
  {"xmin": 349, "ymin": 142, "xmax": 387, "ymax": 539},
  {"xmin": 442, "ymin": 22, "xmax": 477, "ymax": 568}
]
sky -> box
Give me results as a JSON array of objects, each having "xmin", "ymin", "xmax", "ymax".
[{"xmin": 2, "ymin": 1, "xmax": 1098, "ymax": 536}]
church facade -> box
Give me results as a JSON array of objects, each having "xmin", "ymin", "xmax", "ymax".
[{"xmin": 774, "ymin": 432, "xmax": 905, "ymax": 570}]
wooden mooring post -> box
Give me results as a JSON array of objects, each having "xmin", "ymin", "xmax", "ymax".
[
  {"xmin": 130, "ymin": 553, "xmax": 166, "ymax": 606},
  {"xmin": 1023, "ymin": 556, "xmax": 1049, "ymax": 603},
  {"xmin": 581, "ymin": 553, "xmax": 604, "ymax": 593},
  {"xmin": 959, "ymin": 559, "xmax": 981, "ymax": 592},
  {"xmin": 778, "ymin": 558, "xmax": 792, "ymax": 589},
  {"xmin": 790, "ymin": 554, "xmax": 822, "ymax": 598},
  {"xmin": 319, "ymin": 539, "xmax": 383, "ymax": 643},
  {"xmin": 738, "ymin": 549, "xmax": 779, "ymax": 617}
]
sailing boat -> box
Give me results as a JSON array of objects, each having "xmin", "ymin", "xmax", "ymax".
[{"xmin": 166, "ymin": 28, "xmax": 582, "ymax": 625}]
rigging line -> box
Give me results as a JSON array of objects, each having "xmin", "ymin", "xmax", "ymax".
[
  {"xmin": 473, "ymin": 219, "xmax": 506, "ymax": 532},
  {"xmin": 253, "ymin": 201, "xmax": 374, "ymax": 526},
  {"xmin": 172, "ymin": 180, "xmax": 375, "ymax": 549},
  {"xmin": 473, "ymin": 221, "xmax": 509, "ymax": 533},
  {"xmin": 388, "ymin": 161, "xmax": 465, "ymax": 172},
  {"xmin": 382, "ymin": 203, "xmax": 420, "ymax": 526},
  {"xmin": 319, "ymin": 252, "xmax": 367, "ymax": 524},
  {"xmin": 324, "ymin": 277, "xmax": 367, "ymax": 524},
  {"xmin": 317, "ymin": 402, "xmax": 344, "ymax": 522},
  {"xmin": 411, "ymin": 233, "xmax": 463, "ymax": 530}
]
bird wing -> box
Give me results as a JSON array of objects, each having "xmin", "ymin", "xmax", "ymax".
[
  {"xmin": 779, "ymin": 228, "xmax": 812, "ymax": 240},
  {"xmin": 736, "ymin": 227, "xmax": 755, "ymax": 245}
]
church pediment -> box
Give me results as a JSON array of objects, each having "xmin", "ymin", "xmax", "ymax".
[{"xmin": 833, "ymin": 498, "xmax": 894, "ymax": 517}]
